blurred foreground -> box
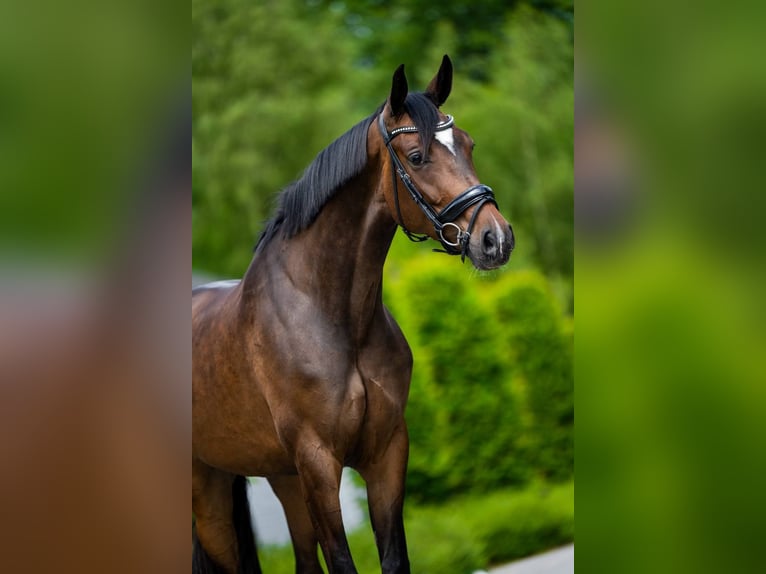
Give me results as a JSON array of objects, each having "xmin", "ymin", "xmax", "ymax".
[
  {"xmin": 0, "ymin": 1, "xmax": 188, "ymax": 572},
  {"xmin": 577, "ymin": 3, "xmax": 766, "ymax": 573}
]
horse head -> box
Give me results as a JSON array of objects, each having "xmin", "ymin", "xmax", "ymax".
[{"xmin": 375, "ymin": 55, "xmax": 515, "ymax": 270}]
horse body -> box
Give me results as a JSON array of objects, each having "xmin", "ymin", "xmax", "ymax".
[
  {"xmin": 193, "ymin": 164, "xmax": 413, "ymax": 572},
  {"xmin": 193, "ymin": 159, "xmax": 409, "ymax": 462},
  {"xmin": 193, "ymin": 56, "xmax": 514, "ymax": 574}
]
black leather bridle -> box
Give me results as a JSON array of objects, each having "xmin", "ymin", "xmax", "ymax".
[{"xmin": 378, "ymin": 113, "xmax": 497, "ymax": 261}]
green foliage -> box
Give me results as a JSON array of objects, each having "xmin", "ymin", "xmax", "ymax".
[
  {"xmin": 405, "ymin": 512, "xmax": 483, "ymax": 573},
  {"xmin": 193, "ymin": 0, "xmax": 360, "ymax": 276},
  {"xmin": 464, "ymin": 482, "xmax": 575, "ymax": 564},
  {"xmin": 383, "ymin": 255, "xmax": 573, "ymax": 501},
  {"xmin": 456, "ymin": 6, "xmax": 574, "ymax": 288},
  {"xmin": 193, "ymin": 1, "xmax": 573, "ymax": 285},
  {"xmin": 492, "ymin": 271, "xmax": 574, "ymax": 481},
  {"xmin": 258, "ymin": 480, "xmax": 574, "ymax": 573},
  {"xmin": 387, "ymin": 257, "xmax": 528, "ymax": 502},
  {"xmin": 314, "ymin": 0, "xmax": 573, "ymax": 83}
]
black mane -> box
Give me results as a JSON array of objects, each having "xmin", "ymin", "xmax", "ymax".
[{"xmin": 255, "ymin": 92, "xmax": 440, "ymax": 252}]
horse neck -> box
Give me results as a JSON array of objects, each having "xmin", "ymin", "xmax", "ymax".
[{"xmin": 249, "ymin": 170, "xmax": 397, "ymax": 339}]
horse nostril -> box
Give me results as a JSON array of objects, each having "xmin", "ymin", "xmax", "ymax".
[{"xmin": 482, "ymin": 229, "xmax": 497, "ymax": 255}]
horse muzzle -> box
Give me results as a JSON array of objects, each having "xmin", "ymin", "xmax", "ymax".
[{"xmin": 467, "ymin": 218, "xmax": 515, "ymax": 270}]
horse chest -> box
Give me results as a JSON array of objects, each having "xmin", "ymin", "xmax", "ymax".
[{"xmin": 347, "ymin": 336, "xmax": 411, "ymax": 460}]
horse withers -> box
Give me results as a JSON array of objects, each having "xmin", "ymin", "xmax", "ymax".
[{"xmin": 192, "ymin": 55, "xmax": 514, "ymax": 574}]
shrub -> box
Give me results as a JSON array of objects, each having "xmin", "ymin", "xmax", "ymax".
[
  {"xmin": 491, "ymin": 271, "xmax": 574, "ymax": 481},
  {"xmin": 407, "ymin": 481, "xmax": 575, "ymax": 569},
  {"xmin": 384, "ymin": 258, "xmax": 574, "ymax": 500},
  {"xmin": 463, "ymin": 481, "xmax": 575, "ymax": 564},
  {"xmin": 387, "ymin": 256, "xmax": 528, "ymax": 502}
]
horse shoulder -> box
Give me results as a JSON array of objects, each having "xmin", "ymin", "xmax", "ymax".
[
  {"xmin": 346, "ymin": 305, "xmax": 411, "ymax": 466},
  {"xmin": 357, "ymin": 305, "xmax": 413, "ymax": 416}
]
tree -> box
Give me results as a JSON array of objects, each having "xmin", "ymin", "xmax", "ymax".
[{"xmin": 192, "ymin": 0, "xmax": 359, "ymax": 275}]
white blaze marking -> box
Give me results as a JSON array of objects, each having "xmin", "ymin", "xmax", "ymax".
[
  {"xmin": 491, "ymin": 213, "xmax": 505, "ymax": 252},
  {"xmin": 435, "ymin": 128, "xmax": 456, "ymax": 156}
]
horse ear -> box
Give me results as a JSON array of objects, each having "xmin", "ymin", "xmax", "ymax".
[
  {"xmin": 426, "ymin": 54, "xmax": 453, "ymax": 107},
  {"xmin": 389, "ymin": 64, "xmax": 408, "ymax": 117}
]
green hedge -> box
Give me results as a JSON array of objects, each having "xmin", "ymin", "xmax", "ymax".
[
  {"xmin": 491, "ymin": 270, "xmax": 574, "ymax": 482},
  {"xmin": 258, "ymin": 480, "xmax": 574, "ymax": 574},
  {"xmin": 386, "ymin": 258, "xmax": 527, "ymax": 502},
  {"xmin": 384, "ymin": 258, "xmax": 573, "ymax": 502}
]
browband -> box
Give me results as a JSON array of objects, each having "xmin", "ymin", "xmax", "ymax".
[{"xmin": 382, "ymin": 115, "xmax": 454, "ymax": 144}]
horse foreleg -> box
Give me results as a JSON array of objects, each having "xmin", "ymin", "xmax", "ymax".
[
  {"xmin": 268, "ymin": 475, "xmax": 323, "ymax": 574},
  {"xmin": 192, "ymin": 463, "xmax": 239, "ymax": 573},
  {"xmin": 193, "ymin": 462, "xmax": 262, "ymax": 574},
  {"xmin": 293, "ymin": 441, "xmax": 357, "ymax": 574},
  {"xmin": 358, "ymin": 424, "xmax": 410, "ymax": 574}
]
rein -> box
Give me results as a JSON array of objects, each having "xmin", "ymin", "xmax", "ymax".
[{"xmin": 377, "ymin": 113, "xmax": 497, "ymax": 261}]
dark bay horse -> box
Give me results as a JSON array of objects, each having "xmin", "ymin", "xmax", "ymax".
[{"xmin": 192, "ymin": 55, "xmax": 514, "ymax": 574}]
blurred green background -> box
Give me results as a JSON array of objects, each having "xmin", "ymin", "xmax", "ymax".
[
  {"xmin": 577, "ymin": 2, "xmax": 766, "ymax": 573},
  {"xmin": 193, "ymin": 0, "xmax": 573, "ymax": 570}
]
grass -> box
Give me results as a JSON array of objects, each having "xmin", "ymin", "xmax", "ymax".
[{"xmin": 258, "ymin": 479, "xmax": 574, "ymax": 573}]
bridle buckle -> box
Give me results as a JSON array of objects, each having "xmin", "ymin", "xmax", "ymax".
[{"xmin": 438, "ymin": 222, "xmax": 466, "ymax": 248}]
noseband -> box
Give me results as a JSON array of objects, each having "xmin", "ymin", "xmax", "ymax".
[{"xmin": 378, "ymin": 113, "xmax": 497, "ymax": 261}]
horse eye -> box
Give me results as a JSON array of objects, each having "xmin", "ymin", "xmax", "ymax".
[{"xmin": 408, "ymin": 152, "xmax": 423, "ymax": 166}]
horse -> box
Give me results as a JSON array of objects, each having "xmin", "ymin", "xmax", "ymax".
[{"xmin": 192, "ymin": 55, "xmax": 515, "ymax": 574}]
